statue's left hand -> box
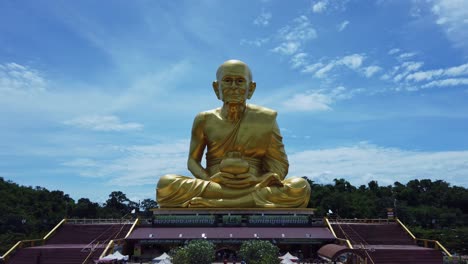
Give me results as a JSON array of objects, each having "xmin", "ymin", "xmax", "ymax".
[
  {"xmin": 255, "ymin": 172, "xmax": 284, "ymax": 189},
  {"xmin": 210, "ymin": 171, "xmax": 258, "ymax": 189},
  {"xmin": 210, "ymin": 172, "xmax": 235, "ymax": 184}
]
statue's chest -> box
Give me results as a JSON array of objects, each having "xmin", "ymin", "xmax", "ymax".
[{"xmin": 204, "ymin": 117, "xmax": 270, "ymax": 150}]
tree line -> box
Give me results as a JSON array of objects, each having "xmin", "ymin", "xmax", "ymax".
[
  {"xmin": 0, "ymin": 177, "xmax": 156, "ymax": 254},
  {"xmin": 1, "ymin": 177, "xmax": 467, "ymax": 255},
  {"xmin": 305, "ymin": 177, "xmax": 468, "ymax": 254}
]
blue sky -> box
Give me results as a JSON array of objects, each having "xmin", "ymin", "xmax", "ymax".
[{"xmin": 1, "ymin": 0, "xmax": 468, "ymax": 203}]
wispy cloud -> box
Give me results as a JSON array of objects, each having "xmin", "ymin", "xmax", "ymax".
[
  {"xmin": 311, "ymin": 0, "xmax": 350, "ymax": 14},
  {"xmin": 398, "ymin": 52, "xmax": 417, "ymax": 60},
  {"xmin": 63, "ymin": 140, "xmax": 468, "ymax": 189},
  {"xmin": 315, "ymin": 63, "xmax": 335, "ymax": 78},
  {"xmin": 421, "ymin": 78, "xmax": 468, "ymax": 88},
  {"xmin": 301, "ymin": 62, "xmax": 324, "ymax": 74},
  {"xmin": 240, "ymin": 38, "xmax": 270, "ymax": 47},
  {"xmin": 253, "ymin": 9, "xmax": 272, "ymax": 26},
  {"xmin": 363, "ymin": 66, "xmax": 382, "ymax": 78},
  {"xmin": 64, "ymin": 115, "xmax": 143, "ymax": 132},
  {"xmin": 282, "ymin": 92, "xmax": 332, "ymax": 112},
  {"xmin": 312, "ymin": 1, "xmax": 328, "ymax": 13},
  {"xmin": 62, "ymin": 140, "xmax": 189, "ymax": 186},
  {"xmin": 0, "ymin": 63, "xmax": 47, "ymax": 94},
  {"xmin": 405, "ymin": 63, "xmax": 468, "ymax": 82},
  {"xmin": 290, "ymin": 53, "xmax": 308, "ymax": 69},
  {"xmin": 281, "ymin": 86, "xmax": 356, "ymax": 112},
  {"xmin": 289, "ymin": 142, "xmax": 468, "ymax": 187},
  {"xmin": 392, "ymin": 61, "xmax": 424, "ymax": 82},
  {"xmin": 340, "ymin": 54, "xmax": 364, "ymax": 69},
  {"xmin": 0, "ymin": 61, "xmax": 192, "ymax": 118},
  {"xmin": 337, "ymin": 20, "xmax": 350, "ymax": 31},
  {"xmin": 431, "ymin": 0, "xmax": 468, "ymax": 50},
  {"xmin": 388, "ymin": 48, "xmax": 401, "ymax": 55},
  {"xmin": 272, "ymin": 42, "xmax": 301, "ymax": 55},
  {"xmin": 272, "ymin": 15, "xmax": 317, "ymax": 56},
  {"xmin": 303, "ymin": 54, "xmax": 366, "ymax": 78},
  {"xmin": 382, "ymin": 59, "xmax": 468, "ymax": 91}
]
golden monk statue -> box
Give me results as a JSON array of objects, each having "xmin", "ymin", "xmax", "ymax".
[{"xmin": 156, "ymin": 60, "xmax": 311, "ymax": 208}]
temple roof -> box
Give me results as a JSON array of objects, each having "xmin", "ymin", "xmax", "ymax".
[{"xmin": 126, "ymin": 227, "xmax": 334, "ymax": 240}]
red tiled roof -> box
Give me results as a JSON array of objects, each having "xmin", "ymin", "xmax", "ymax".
[{"xmin": 126, "ymin": 227, "xmax": 334, "ymax": 240}]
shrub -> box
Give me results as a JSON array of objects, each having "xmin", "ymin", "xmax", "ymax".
[
  {"xmin": 239, "ymin": 240, "xmax": 280, "ymax": 264},
  {"xmin": 170, "ymin": 239, "xmax": 215, "ymax": 264}
]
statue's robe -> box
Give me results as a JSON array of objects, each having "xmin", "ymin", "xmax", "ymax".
[{"xmin": 157, "ymin": 104, "xmax": 310, "ymax": 208}]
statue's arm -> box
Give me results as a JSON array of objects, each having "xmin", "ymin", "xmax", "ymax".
[
  {"xmin": 187, "ymin": 113, "xmax": 210, "ymax": 180},
  {"xmin": 263, "ymin": 118, "xmax": 289, "ymax": 180}
]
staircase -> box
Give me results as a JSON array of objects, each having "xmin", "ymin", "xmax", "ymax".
[
  {"xmin": 7, "ymin": 245, "xmax": 105, "ymax": 264},
  {"xmin": 333, "ymin": 222, "xmax": 414, "ymax": 245},
  {"xmin": 6, "ymin": 222, "xmax": 132, "ymax": 264},
  {"xmin": 328, "ymin": 220, "xmax": 444, "ymax": 264},
  {"xmin": 366, "ymin": 247, "xmax": 443, "ymax": 264}
]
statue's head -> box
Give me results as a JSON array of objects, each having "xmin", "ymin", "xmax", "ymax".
[{"xmin": 213, "ymin": 60, "xmax": 256, "ymax": 104}]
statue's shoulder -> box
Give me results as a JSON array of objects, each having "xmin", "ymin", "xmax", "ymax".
[
  {"xmin": 196, "ymin": 108, "xmax": 220, "ymax": 117},
  {"xmin": 194, "ymin": 108, "xmax": 221, "ymax": 121},
  {"xmin": 247, "ymin": 104, "xmax": 277, "ymax": 118}
]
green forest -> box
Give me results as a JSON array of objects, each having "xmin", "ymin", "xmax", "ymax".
[{"xmin": 1, "ymin": 177, "xmax": 467, "ymax": 255}]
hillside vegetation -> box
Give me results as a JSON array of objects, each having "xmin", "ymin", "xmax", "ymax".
[{"xmin": 1, "ymin": 177, "xmax": 467, "ymax": 255}]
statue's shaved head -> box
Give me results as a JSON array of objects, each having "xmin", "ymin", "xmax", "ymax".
[{"xmin": 216, "ymin": 60, "xmax": 252, "ymax": 82}]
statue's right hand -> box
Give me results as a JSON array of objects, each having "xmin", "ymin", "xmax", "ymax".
[{"xmin": 210, "ymin": 172, "xmax": 236, "ymax": 184}]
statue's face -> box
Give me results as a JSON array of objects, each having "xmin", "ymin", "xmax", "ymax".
[{"xmin": 218, "ymin": 64, "xmax": 251, "ymax": 104}]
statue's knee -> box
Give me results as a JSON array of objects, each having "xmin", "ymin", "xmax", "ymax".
[
  {"xmin": 157, "ymin": 174, "xmax": 178, "ymax": 189},
  {"xmin": 289, "ymin": 177, "xmax": 309, "ymax": 187},
  {"xmin": 285, "ymin": 177, "xmax": 311, "ymax": 195}
]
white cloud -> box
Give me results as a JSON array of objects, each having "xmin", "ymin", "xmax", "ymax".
[
  {"xmin": 281, "ymin": 86, "xmax": 354, "ymax": 112},
  {"xmin": 282, "ymin": 92, "xmax": 332, "ymax": 112},
  {"xmin": 340, "ymin": 54, "xmax": 364, "ymax": 69},
  {"xmin": 306, "ymin": 54, "xmax": 365, "ymax": 78},
  {"xmin": 290, "ymin": 53, "xmax": 308, "ymax": 69},
  {"xmin": 312, "ymin": 0, "xmax": 349, "ymax": 14},
  {"xmin": 0, "ymin": 62, "xmax": 47, "ymax": 94},
  {"xmin": 402, "ymin": 61, "xmax": 424, "ymax": 72},
  {"xmin": 272, "ymin": 16, "xmax": 317, "ymax": 56},
  {"xmin": 314, "ymin": 63, "xmax": 335, "ymax": 78},
  {"xmin": 398, "ymin": 52, "xmax": 417, "ymax": 60},
  {"xmin": 444, "ymin": 62, "xmax": 468, "ymax": 76},
  {"xmin": 288, "ymin": 143, "xmax": 468, "ymax": 187},
  {"xmin": 0, "ymin": 60, "xmax": 192, "ymax": 119},
  {"xmin": 431, "ymin": 0, "xmax": 468, "ymax": 50},
  {"xmin": 337, "ymin": 20, "xmax": 350, "ymax": 31},
  {"xmin": 62, "ymin": 140, "xmax": 190, "ymax": 186},
  {"xmin": 363, "ymin": 66, "xmax": 382, "ymax": 78},
  {"xmin": 405, "ymin": 63, "xmax": 468, "ymax": 82},
  {"xmin": 388, "ymin": 48, "xmax": 400, "ymax": 55},
  {"xmin": 391, "ymin": 61, "xmax": 424, "ymax": 82},
  {"xmin": 240, "ymin": 38, "xmax": 270, "ymax": 47},
  {"xmin": 279, "ymin": 16, "xmax": 317, "ymax": 41},
  {"xmin": 405, "ymin": 69, "xmax": 444, "ymax": 82},
  {"xmin": 312, "ymin": 1, "xmax": 328, "ymax": 13},
  {"xmin": 421, "ymin": 78, "xmax": 468, "ymax": 88},
  {"xmin": 301, "ymin": 62, "xmax": 324, "ymax": 74},
  {"xmin": 253, "ymin": 10, "xmax": 272, "ymax": 26},
  {"xmin": 272, "ymin": 42, "xmax": 301, "ymax": 55},
  {"xmin": 384, "ymin": 61, "xmax": 468, "ymax": 91},
  {"xmin": 64, "ymin": 115, "xmax": 143, "ymax": 132},
  {"xmin": 282, "ymin": 16, "xmax": 317, "ymax": 41}
]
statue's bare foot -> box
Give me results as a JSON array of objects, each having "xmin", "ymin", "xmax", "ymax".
[
  {"xmin": 188, "ymin": 197, "xmax": 243, "ymax": 208},
  {"xmin": 255, "ymin": 173, "xmax": 284, "ymax": 189},
  {"xmin": 188, "ymin": 197, "xmax": 222, "ymax": 207}
]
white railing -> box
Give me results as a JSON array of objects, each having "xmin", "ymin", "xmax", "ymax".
[{"xmin": 66, "ymin": 218, "xmax": 134, "ymax": 224}]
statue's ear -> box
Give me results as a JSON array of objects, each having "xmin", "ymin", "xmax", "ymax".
[
  {"xmin": 212, "ymin": 81, "xmax": 221, "ymax": 100},
  {"xmin": 247, "ymin": 82, "xmax": 256, "ymax": 99}
]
